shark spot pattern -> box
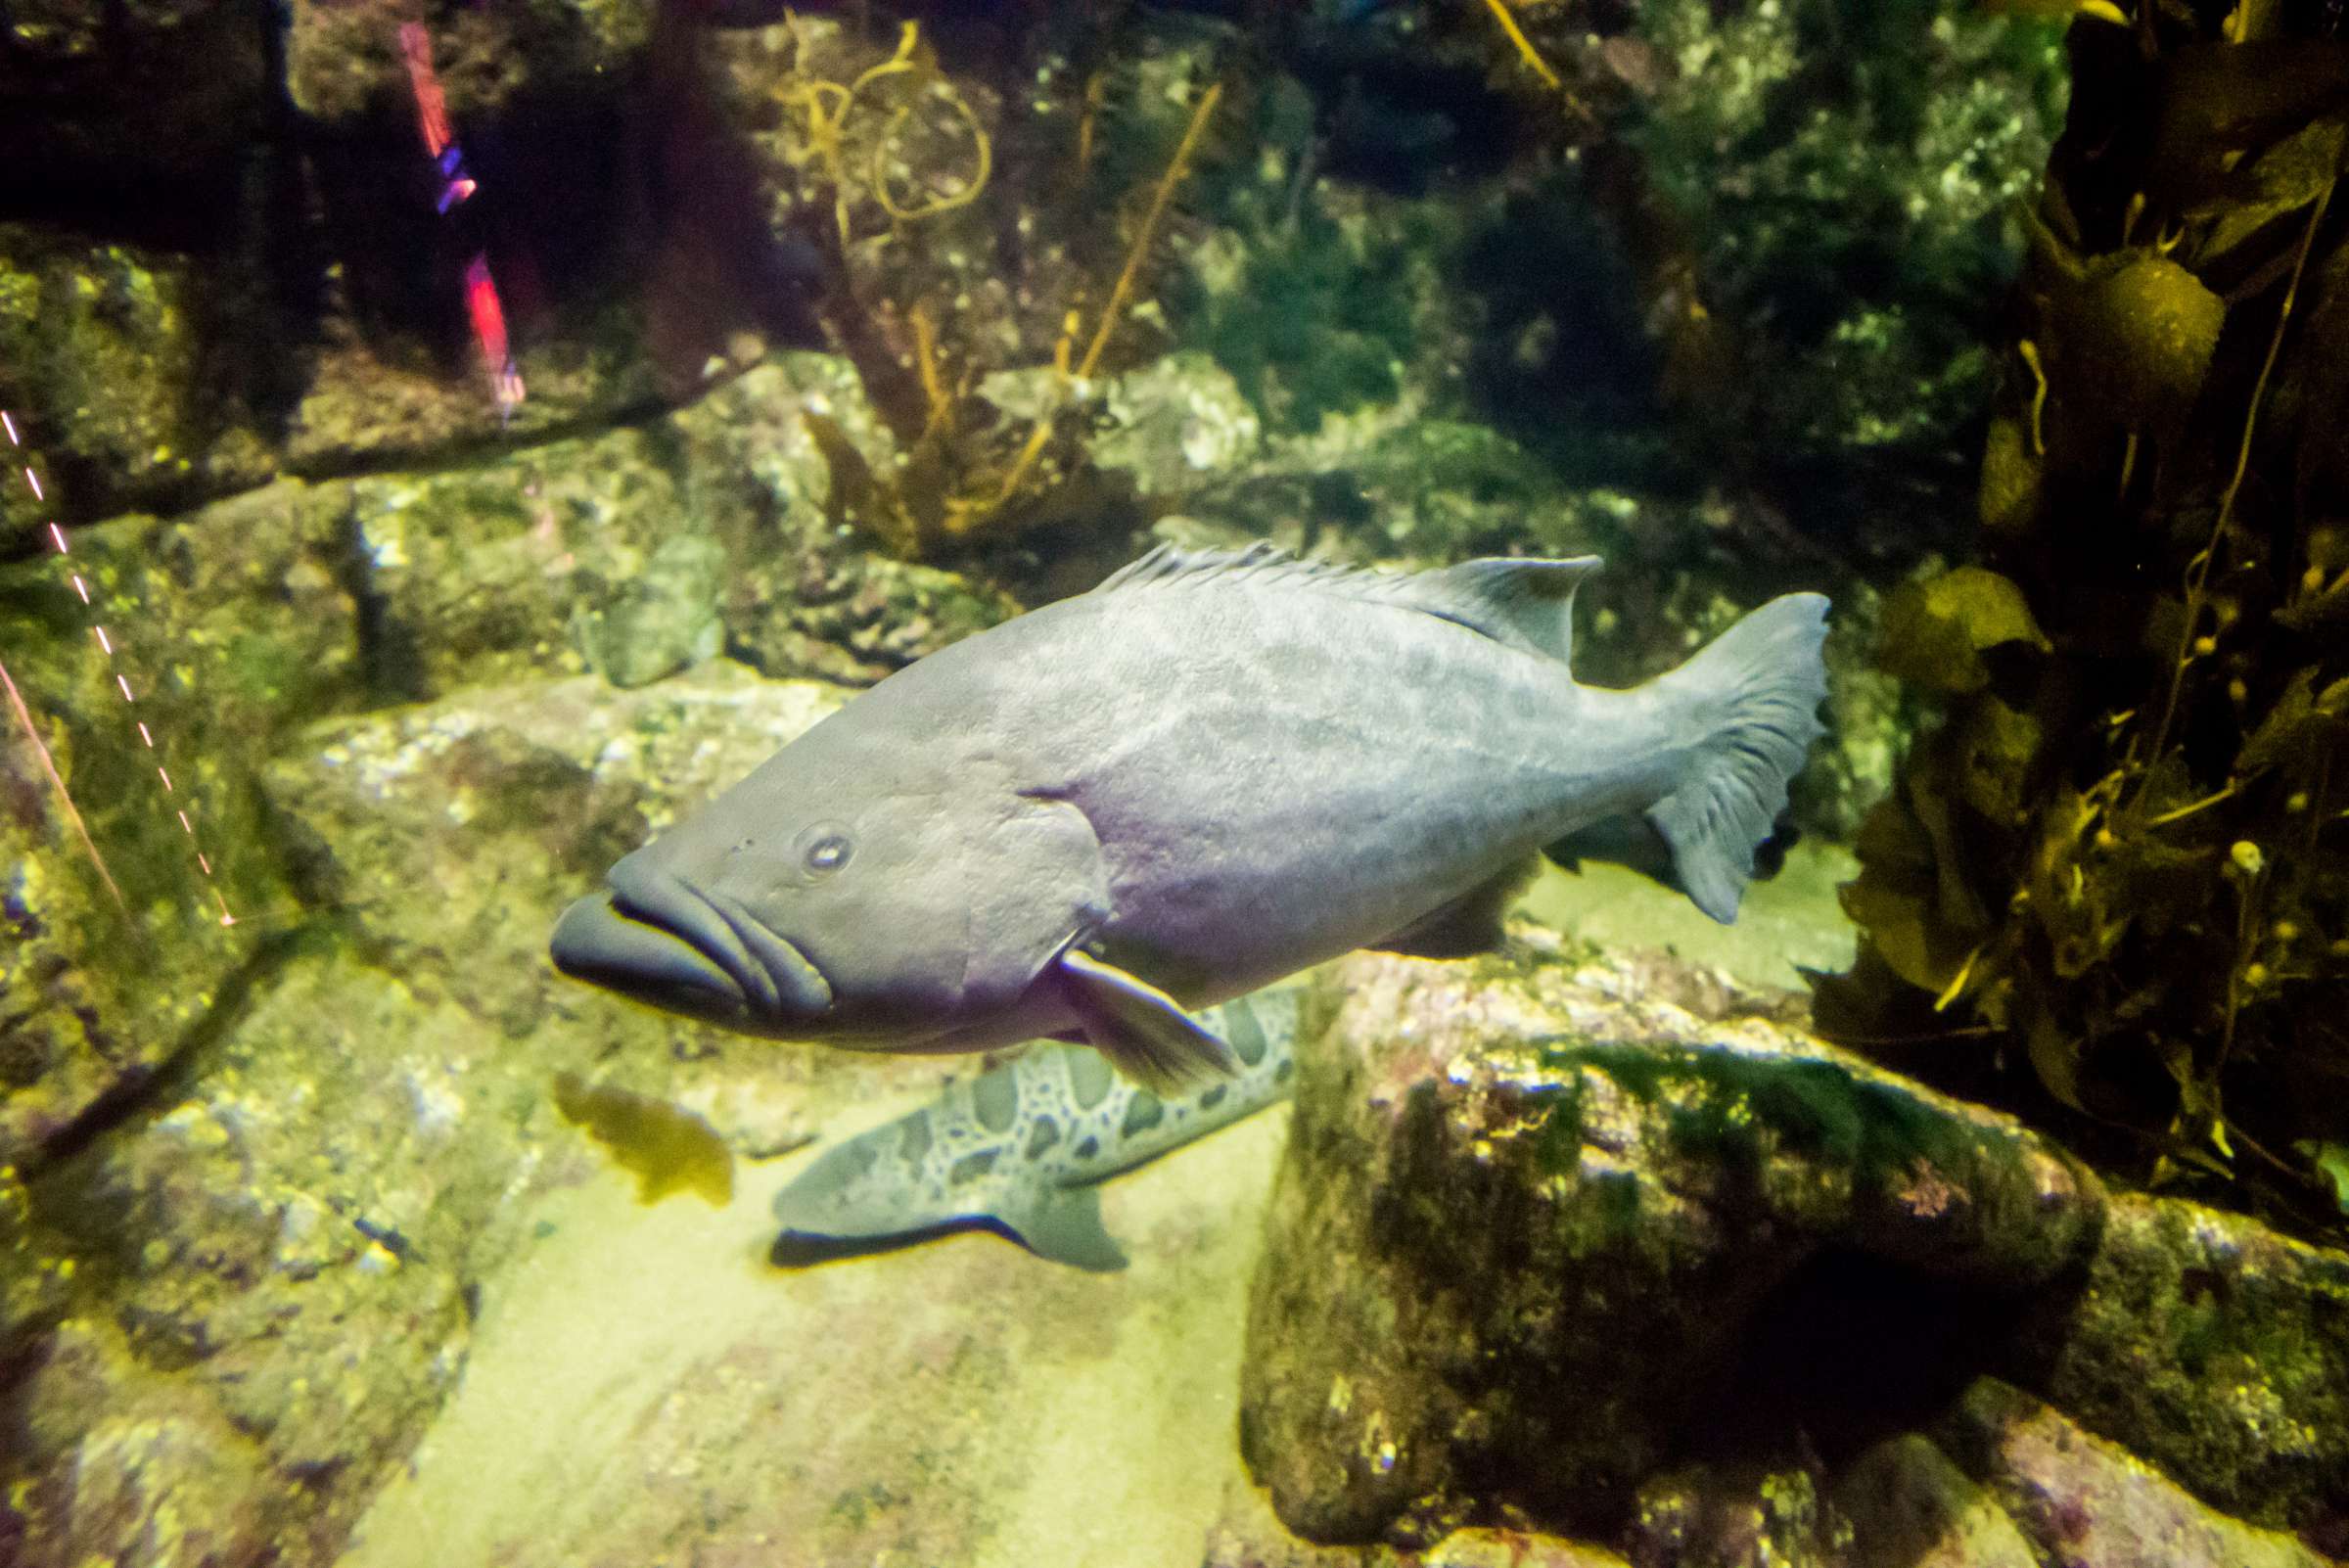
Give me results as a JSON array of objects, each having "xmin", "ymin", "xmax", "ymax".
[
  {"xmin": 1025, "ymin": 1116, "xmax": 1060, "ymax": 1159},
  {"xmin": 1068, "ymin": 1050, "xmax": 1116, "ymax": 1109},
  {"xmin": 1228, "ymin": 1003, "xmax": 1268, "ymax": 1067},
  {"xmin": 1121, "ymin": 1091, "xmax": 1164, "ymax": 1138},
  {"xmin": 973, "ymin": 1070, "xmax": 1018, "ymax": 1132}
]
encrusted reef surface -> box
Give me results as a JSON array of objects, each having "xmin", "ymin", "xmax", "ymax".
[{"xmin": 1234, "ymin": 942, "xmax": 2349, "ymax": 1565}]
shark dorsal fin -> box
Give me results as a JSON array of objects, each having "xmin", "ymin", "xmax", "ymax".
[{"xmin": 1094, "ymin": 543, "xmax": 1602, "ymax": 669}]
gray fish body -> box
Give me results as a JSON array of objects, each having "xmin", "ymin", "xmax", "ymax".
[
  {"xmin": 551, "ymin": 546, "xmax": 1830, "ymax": 1085},
  {"xmin": 770, "ymin": 987, "xmax": 1303, "ymax": 1270}
]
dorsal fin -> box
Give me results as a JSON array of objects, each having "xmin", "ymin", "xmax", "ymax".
[{"xmin": 1092, "ymin": 543, "xmax": 1603, "ymax": 669}]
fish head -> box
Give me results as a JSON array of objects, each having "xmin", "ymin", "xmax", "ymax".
[
  {"xmin": 769, "ymin": 1130, "xmax": 926, "ymax": 1240},
  {"xmin": 550, "ymin": 716, "xmax": 1108, "ymax": 1044}
]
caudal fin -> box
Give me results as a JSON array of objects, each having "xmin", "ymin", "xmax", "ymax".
[{"xmin": 1643, "ymin": 594, "xmax": 1830, "ymax": 923}]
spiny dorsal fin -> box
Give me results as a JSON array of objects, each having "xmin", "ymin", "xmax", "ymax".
[{"xmin": 1094, "ymin": 543, "xmax": 1604, "ymax": 669}]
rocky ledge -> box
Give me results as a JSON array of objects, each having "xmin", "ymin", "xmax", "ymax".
[{"xmin": 1233, "ymin": 941, "xmax": 2349, "ymax": 1563}]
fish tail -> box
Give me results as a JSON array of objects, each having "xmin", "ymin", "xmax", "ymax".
[{"xmin": 1641, "ymin": 593, "xmax": 1831, "ymax": 923}]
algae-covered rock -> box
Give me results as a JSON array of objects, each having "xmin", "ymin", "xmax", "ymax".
[
  {"xmin": 1237, "ymin": 942, "xmax": 2104, "ymax": 1545},
  {"xmin": 1202, "ymin": 1472, "xmax": 1633, "ymax": 1568},
  {"xmin": 285, "ymin": 310, "xmax": 659, "ymax": 478},
  {"xmin": 0, "ymin": 231, "xmax": 279, "ymax": 540},
  {"xmin": 1837, "ymin": 1434, "xmax": 2037, "ymax": 1568},
  {"xmin": 1093, "ymin": 352, "xmax": 1266, "ymax": 500},
  {"xmin": 14, "ymin": 1316, "xmax": 278, "ymax": 1567},
  {"xmin": 0, "ymin": 481, "xmax": 361, "ymax": 1168},
  {"xmin": 335, "ymin": 353, "xmax": 1011, "ymax": 697},
  {"xmin": 1629, "ymin": 1464, "xmax": 1844, "ymax": 1568},
  {"xmin": 2014, "ymin": 1195, "xmax": 2349, "ymax": 1537},
  {"xmin": 285, "ymin": 0, "xmax": 655, "ymax": 125},
  {"xmin": 570, "ymin": 533, "xmax": 725, "ymax": 689},
  {"xmin": 258, "ymin": 663, "xmax": 839, "ymax": 1045},
  {"xmin": 671, "ymin": 357, "xmax": 1020, "ymax": 685},
  {"xmin": 1600, "ymin": 0, "xmax": 2066, "ymax": 553},
  {"xmin": 341, "ymin": 423, "xmax": 689, "ymax": 697},
  {"xmin": 1938, "ymin": 1378, "xmax": 2335, "ymax": 1568},
  {"xmin": 5, "ymin": 655, "xmax": 949, "ymax": 1566},
  {"xmin": 7, "ymin": 952, "xmax": 516, "ymax": 1565}
]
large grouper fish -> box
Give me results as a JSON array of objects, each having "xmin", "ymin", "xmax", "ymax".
[{"xmin": 550, "ymin": 543, "xmax": 1830, "ymax": 1090}]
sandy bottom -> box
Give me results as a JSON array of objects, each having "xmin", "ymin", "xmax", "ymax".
[
  {"xmin": 339, "ymin": 1079, "xmax": 1291, "ymax": 1568},
  {"xmin": 339, "ymin": 851, "xmax": 1852, "ymax": 1568},
  {"xmin": 1522, "ymin": 840, "xmax": 1858, "ymax": 990}
]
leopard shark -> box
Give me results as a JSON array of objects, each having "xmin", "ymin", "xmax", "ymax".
[{"xmin": 769, "ymin": 986, "xmax": 1304, "ymax": 1271}]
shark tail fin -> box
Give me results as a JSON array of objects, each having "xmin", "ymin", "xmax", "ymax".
[{"xmin": 1642, "ymin": 593, "xmax": 1830, "ymax": 924}]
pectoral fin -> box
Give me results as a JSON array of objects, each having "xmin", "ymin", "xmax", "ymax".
[
  {"xmin": 996, "ymin": 1181, "xmax": 1128, "ymax": 1272},
  {"xmin": 1055, "ymin": 948, "xmax": 1239, "ymax": 1093}
]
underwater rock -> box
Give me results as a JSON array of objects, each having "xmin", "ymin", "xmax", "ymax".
[
  {"xmin": 0, "ymin": 230, "xmax": 282, "ymax": 540},
  {"xmin": 671, "ymin": 357, "xmax": 1019, "ymax": 684},
  {"xmin": 327, "ymin": 353, "xmax": 1009, "ymax": 697},
  {"xmin": 0, "ymin": 482, "xmax": 361, "ymax": 1170},
  {"xmin": 2013, "ymin": 1195, "xmax": 2349, "ymax": 1539},
  {"xmin": 1092, "ymin": 351, "xmax": 1266, "ymax": 500},
  {"xmin": 4, "ymin": 956, "xmax": 502, "ymax": 1565},
  {"xmin": 569, "ymin": 533, "xmax": 726, "ymax": 689},
  {"xmin": 1937, "ymin": 1378, "xmax": 2334, "ymax": 1568},
  {"xmin": 1835, "ymin": 1434, "xmax": 2037, "ymax": 1568},
  {"xmin": 4, "ymin": 657, "xmax": 961, "ymax": 1564},
  {"xmin": 285, "ymin": 0, "xmax": 654, "ymax": 126},
  {"xmin": 1202, "ymin": 1469, "xmax": 1632, "ymax": 1568},
  {"xmin": 1604, "ymin": 0, "xmax": 2066, "ymax": 559},
  {"xmin": 285, "ymin": 312, "xmax": 661, "ymax": 479},
  {"xmin": 336, "ymin": 422, "xmax": 693, "ymax": 697},
  {"xmin": 1627, "ymin": 1463, "xmax": 1842, "ymax": 1568},
  {"xmin": 0, "ymin": 0, "xmax": 267, "ymax": 191},
  {"xmin": 1237, "ymin": 940, "xmax": 2104, "ymax": 1545},
  {"xmin": 13, "ymin": 1316, "xmax": 278, "ymax": 1568},
  {"xmin": 259, "ymin": 662, "xmax": 837, "ymax": 1041}
]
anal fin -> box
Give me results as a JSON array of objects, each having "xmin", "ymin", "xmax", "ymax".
[{"xmin": 1370, "ymin": 856, "xmax": 1538, "ymax": 959}]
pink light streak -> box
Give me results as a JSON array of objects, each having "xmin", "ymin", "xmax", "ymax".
[
  {"xmin": 398, "ymin": 23, "xmax": 524, "ymax": 418},
  {"xmin": 399, "ymin": 23, "xmax": 455, "ymax": 161}
]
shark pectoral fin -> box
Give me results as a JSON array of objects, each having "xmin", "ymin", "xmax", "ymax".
[
  {"xmin": 1370, "ymin": 855, "xmax": 1539, "ymax": 960},
  {"xmin": 1055, "ymin": 948, "xmax": 1240, "ymax": 1093},
  {"xmin": 997, "ymin": 1181, "xmax": 1128, "ymax": 1272}
]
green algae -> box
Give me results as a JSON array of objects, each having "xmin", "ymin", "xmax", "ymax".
[{"xmin": 1533, "ymin": 1039, "xmax": 1981, "ymax": 1198}]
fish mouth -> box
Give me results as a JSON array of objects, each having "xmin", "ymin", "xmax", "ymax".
[{"xmin": 550, "ymin": 854, "xmax": 833, "ymax": 1025}]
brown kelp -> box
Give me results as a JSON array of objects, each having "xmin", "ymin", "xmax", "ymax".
[
  {"xmin": 1819, "ymin": 4, "xmax": 2349, "ymax": 1237},
  {"xmin": 759, "ymin": 15, "xmax": 1226, "ymax": 560}
]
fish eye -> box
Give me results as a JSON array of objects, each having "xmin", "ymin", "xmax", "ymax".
[{"xmin": 798, "ymin": 825, "xmax": 852, "ymax": 876}]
